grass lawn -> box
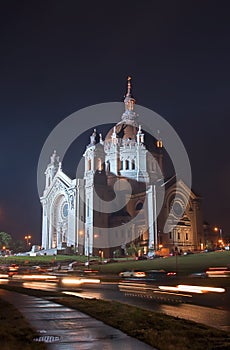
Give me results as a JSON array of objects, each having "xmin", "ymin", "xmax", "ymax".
[
  {"xmin": 0, "ymin": 284, "xmax": 230, "ymax": 350},
  {"xmin": 1, "ymin": 251, "xmax": 230, "ymax": 276},
  {"xmin": 96, "ymin": 251, "xmax": 230, "ymax": 275},
  {"xmin": 0, "ymin": 254, "xmax": 82, "ymax": 266},
  {"xmin": 0, "ymin": 296, "xmax": 46, "ymax": 350}
]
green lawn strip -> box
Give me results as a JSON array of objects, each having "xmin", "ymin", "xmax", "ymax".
[
  {"xmin": 0, "ymin": 296, "xmax": 46, "ymax": 350},
  {"xmin": 96, "ymin": 251, "xmax": 230, "ymax": 275},
  {"xmin": 1, "ymin": 284, "xmax": 230, "ymax": 350},
  {"xmin": 1, "ymin": 251, "xmax": 230, "ymax": 276},
  {"xmin": 0, "ymin": 254, "xmax": 79, "ymax": 266}
]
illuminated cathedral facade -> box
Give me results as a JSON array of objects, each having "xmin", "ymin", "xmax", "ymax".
[{"xmin": 40, "ymin": 79, "xmax": 204, "ymax": 257}]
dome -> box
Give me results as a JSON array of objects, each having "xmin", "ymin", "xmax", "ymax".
[{"xmin": 105, "ymin": 121, "xmax": 138, "ymax": 142}]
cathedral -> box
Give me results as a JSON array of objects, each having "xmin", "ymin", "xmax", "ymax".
[{"xmin": 40, "ymin": 78, "xmax": 204, "ymax": 257}]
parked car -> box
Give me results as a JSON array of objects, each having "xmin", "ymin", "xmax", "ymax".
[
  {"xmin": 119, "ymin": 270, "xmax": 146, "ymax": 278},
  {"xmin": 135, "ymin": 255, "xmax": 148, "ymax": 260},
  {"xmin": 183, "ymin": 250, "xmax": 194, "ymax": 255},
  {"xmin": 103, "ymin": 258, "xmax": 118, "ymax": 264},
  {"xmin": 189, "ymin": 272, "xmax": 207, "ymax": 278},
  {"xmin": 144, "ymin": 269, "xmax": 176, "ymax": 280},
  {"xmin": 69, "ymin": 261, "xmax": 85, "ymax": 270}
]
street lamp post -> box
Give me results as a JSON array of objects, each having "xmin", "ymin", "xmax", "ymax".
[
  {"xmin": 220, "ymin": 228, "xmax": 223, "ymax": 241},
  {"xmin": 214, "ymin": 227, "xmax": 223, "ymax": 246}
]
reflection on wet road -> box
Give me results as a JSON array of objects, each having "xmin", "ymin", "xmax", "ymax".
[
  {"xmin": 159, "ymin": 303, "xmax": 230, "ymax": 332},
  {"xmin": 14, "ymin": 280, "xmax": 230, "ymax": 332}
]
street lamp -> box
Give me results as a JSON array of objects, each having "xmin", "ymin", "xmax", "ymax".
[
  {"xmin": 24, "ymin": 235, "xmax": 32, "ymax": 248},
  {"xmin": 214, "ymin": 226, "xmax": 222, "ymax": 239},
  {"xmin": 214, "ymin": 227, "xmax": 223, "ymax": 245}
]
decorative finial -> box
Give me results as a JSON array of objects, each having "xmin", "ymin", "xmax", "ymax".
[
  {"xmin": 90, "ymin": 128, "xmax": 97, "ymax": 145},
  {"xmin": 50, "ymin": 150, "xmax": 57, "ymax": 164},
  {"xmin": 156, "ymin": 130, "xmax": 163, "ymax": 148},
  {"xmin": 137, "ymin": 125, "xmax": 144, "ymax": 144},
  {"xmin": 124, "ymin": 76, "xmax": 135, "ymax": 112},
  {"xmin": 112, "ymin": 126, "xmax": 117, "ymax": 143},
  {"xmin": 126, "ymin": 76, "xmax": 132, "ymax": 96}
]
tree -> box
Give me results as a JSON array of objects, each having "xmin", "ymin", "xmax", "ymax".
[
  {"xmin": 11, "ymin": 240, "xmax": 25, "ymax": 253},
  {"xmin": 126, "ymin": 242, "xmax": 144, "ymax": 257},
  {"xmin": 0, "ymin": 232, "xmax": 12, "ymax": 249}
]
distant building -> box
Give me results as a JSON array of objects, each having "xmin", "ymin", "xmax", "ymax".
[{"xmin": 40, "ymin": 78, "xmax": 204, "ymax": 257}]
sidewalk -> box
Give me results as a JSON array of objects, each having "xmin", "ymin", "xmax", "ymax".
[{"xmin": 0, "ymin": 290, "xmax": 156, "ymax": 350}]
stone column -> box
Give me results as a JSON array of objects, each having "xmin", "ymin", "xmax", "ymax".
[{"xmin": 147, "ymin": 185, "xmax": 154, "ymax": 249}]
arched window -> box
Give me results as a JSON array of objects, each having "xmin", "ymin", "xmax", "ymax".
[
  {"xmin": 125, "ymin": 160, "xmax": 129, "ymax": 170},
  {"xmin": 106, "ymin": 161, "xmax": 110, "ymax": 172},
  {"xmin": 97, "ymin": 158, "xmax": 102, "ymax": 171},
  {"xmin": 87, "ymin": 199, "xmax": 90, "ymax": 217},
  {"xmin": 135, "ymin": 202, "xmax": 143, "ymax": 211},
  {"xmin": 88, "ymin": 159, "xmax": 91, "ymax": 171},
  {"xmin": 131, "ymin": 160, "xmax": 135, "ymax": 170}
]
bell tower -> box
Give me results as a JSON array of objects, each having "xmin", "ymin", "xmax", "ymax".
[
  {"xmin": 44, "ymin": 150, "xmax": 60, "ymax": 190},
  {"xmin": 83, "ymin": 129, "xmax": 105, "ymax": 256}
]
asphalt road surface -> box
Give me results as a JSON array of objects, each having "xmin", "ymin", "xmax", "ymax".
[{"xmin": 4, "ymin": 279, "xmax": 229, "ymax": 332}]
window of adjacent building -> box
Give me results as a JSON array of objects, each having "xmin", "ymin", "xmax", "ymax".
[
  {"xmin": 178, "ymin": 232, "xmax": 180, "ymax": 240},
  {"xmin": 186, "ymin": 232, "xmax": 188, "ymax": 240},
  {"xmin": 169, "ymin": 232, "xmax": 172, "ymax": 240}
]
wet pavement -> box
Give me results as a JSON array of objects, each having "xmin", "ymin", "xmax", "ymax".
[{"xmin": 0, "ymin": 290, "xmax": 156, "ymax": 349}]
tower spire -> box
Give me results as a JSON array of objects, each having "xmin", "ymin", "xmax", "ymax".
[
  {"xmin": 124, "ymin": 76, "xmax": 135, "ymax": 111},
  {"xmin": 126, "ymin": 76, "xmax": 132, "ymax": 97}
]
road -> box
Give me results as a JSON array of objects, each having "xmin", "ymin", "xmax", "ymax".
[{"xmin": 2, "ymin": 277, "xmax": 229, "ymax": 332}]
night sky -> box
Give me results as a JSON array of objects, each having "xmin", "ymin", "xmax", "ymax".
[{"xmin": 0, "ymin": 1, "xmax": 230, "ymax": 244}]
